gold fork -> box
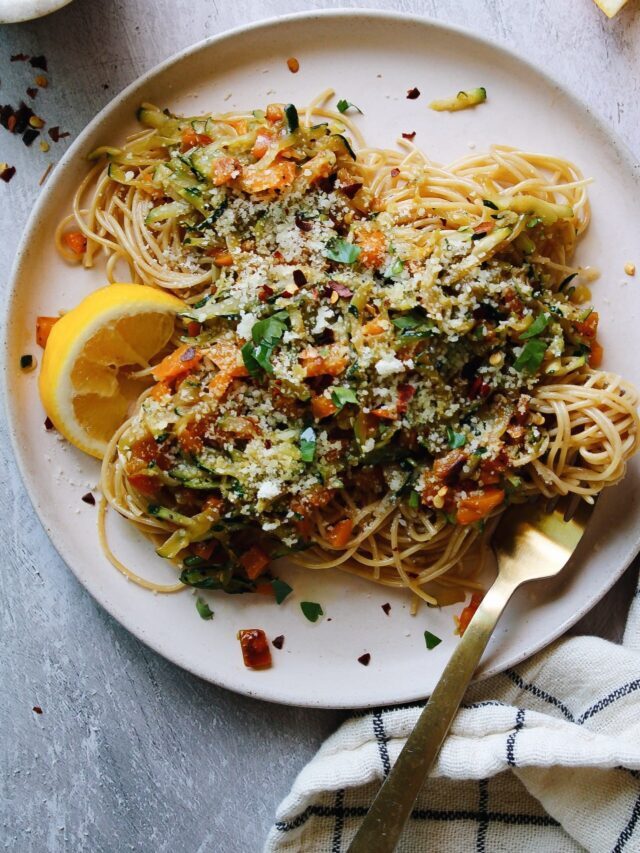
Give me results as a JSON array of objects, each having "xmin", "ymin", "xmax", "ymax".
[{"xmin": 348, "ymin": 495, "xmax": 595, "ymax": 853}]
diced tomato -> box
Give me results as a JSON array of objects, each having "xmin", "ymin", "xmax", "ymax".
[
  {"xmin": 254, "ymin": 581, "xmax": 275, "ymax": 596},
  {"xmin": 266, "ymin": 105, "xmax": 284, "ymax": 124},
  {"xmin": 209, "ymin": 341, "xmax": 249, "ymax": 376},
  {"xmin": 152, "ymin": 344, "xmax": 202, "ymax": 382},
  {"xmin": 203, "ymin": 495, "xmax": 224, "ymax": 515},
  {"xmin": 127, "ymin": 435, "xmax": 171, "ymax": 476},
  {"xmin": 238, "ymin": 628, "xmax": 272, "ymax": 669},
  {"xmin": 180, "ymin": 128, "xmax": 212, "ymax": 151},
  {"xmin": 354, "ymin": 228, "xmax": 387, "ymax": 269},
  {"xmin": 210, "ymin": 156, "xmax": 240, "ymax": 187},
  {"xmin": 456, "ymin": 488, "xmax": 505, "ymax": 526},
  {"xmin": 433, "ymin": 450, "xmax": 467, "ymax": 483},
  {"xmin": 62, "ymin": 230, "xmax": 87, "ymax": 256},
  {"xmin": 325, "ymin": 518, "xmax": 354, "ymax": 548},
  {"xmin": 397, "ymin": 384, "xmax": 416, "ymax": 414},
  {"xmin": 239, "ymin": 160, "xmax": 297, "ymax": 193},
  {"xmin": 589, "ymin": 339, "xmax": 603, "ymax": 368},
  {"xmin": 127, "ymin": 472, "xmax": 161, "ymax": 497},
  {"xmin": 252, "ymin": 130, "xmax": 273, "ymax": 159},
  {"xmin": 311, "ymin": 395, "xmax": 338, "ymax": 420},
  {"xmin": 191, "ymin": 540, "xmax": 217, "ymax": 561},
  {"xmin": 177, "ymin": 419, "xmax": 208, "ymax": 455},
  {"xmin": 361, "ymin": 317, "xmax": 387, "ymax": 336},
  {"xmin": 239, "ymin": 546, "xmax": 270, "ymax": 580},
  {"xmin": 457, "ymin": 592, "xmax": 483, "ymax": 636},
  {"xmin": 371, "ymin": 407, "xmax": 397, "ymax": 420},
  {"xmin": 575, "ymin": 311, "xmax": 599, "ymax": 339},
  {"xmin": 36, "ymin": 316, "xmax": 59, "ymax": 348}
]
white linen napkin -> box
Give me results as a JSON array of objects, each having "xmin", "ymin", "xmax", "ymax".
[{"xmin": 265, "ymin": 568, "xmax": 640, "ymax": 853}]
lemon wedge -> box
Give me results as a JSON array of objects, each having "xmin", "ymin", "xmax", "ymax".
[
  {"xmin": 39, "ymin": 283, "xmax": 185, "ymax": 459},
  {"xmin": 593, "ymin": 0, "xmax": 628, "ymax": 16}
]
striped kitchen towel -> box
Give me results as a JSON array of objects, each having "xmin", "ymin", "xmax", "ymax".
[{"xmin": 265, "ymin": 567, "xmax": 640, "ymax": 853}]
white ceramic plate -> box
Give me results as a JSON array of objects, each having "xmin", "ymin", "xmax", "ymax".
[
  {"xmin": 5, "ymin": 11, "xmax": 640, "ymax": 708},
  {"xmin": 0, "ymin": 0, "xmax": 73, "ymax": 24}
]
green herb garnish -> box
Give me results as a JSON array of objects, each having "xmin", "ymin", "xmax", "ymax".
[
  {"xmin": 331, "ymin": 387, "xmax": 358, "ymax": 409},
  {"xmin": 324, "ymin": 237, "xmax": 361, "ymax": 264},
  {"xmin": 408, "ymin": 490, "xmax": 420, "ymax": 509},
  {"xmin": 513, "ymin": 338, "xmax": 547, "ymax": 374},
  {"xmin": 520, "ymin": 313, "xmax": 550, "ymax": 340},
  {"xmin": 300, "ymin": 601, "xmax": 323, "ymax": 622},
  {"xmin": 271, "ymin": 578, "xmax": 293, "ymax": 604},
  {"xmin": 446, "ymin": 427, "xmax": 466, "ymax": 449},
  {"xmin": 299, "ymin": 427, "xmax": 317, "ymax": 462},
  {"xmin": 241, "ymin": 310, "xmax": 289, "ymax": 375},
  {"xmin": 284, "ymin": 103, "xmax": 299, "ymax": 131},
  {"xmin": 424, "ymin": 630, "xmax": 442, "ymax": 650},
  {"xmin": 482, "ymin": 199, "xmax": 499, "ymax": 210},
  {"xmin": 391, "ymin": 310, "xmax": 436, "ymax": 339},
  {"xmin": 337, "ymin": 99, "xmax": 363, "ymax": 114},
  {"xmin": 196, "ymin": 597, "xmax": 214, "ymax": 620}
]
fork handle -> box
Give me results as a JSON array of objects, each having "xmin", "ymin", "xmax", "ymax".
[{"xmin": 348, "ymin": 573, "xmax": 517, "ymax": 853}]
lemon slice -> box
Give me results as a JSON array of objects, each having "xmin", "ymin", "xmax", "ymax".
[
  {"xmin": 39, "ymin": 283, "xmax": 185, "ymax": 458},
  {"xmin": 593, "ymin": 0, "xmax": 628, "ymax": 16}
]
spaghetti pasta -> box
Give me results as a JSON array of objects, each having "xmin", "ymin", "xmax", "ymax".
[{"xmin": 57, "ymin": 91, "xmax": 639, "ymax": 605}]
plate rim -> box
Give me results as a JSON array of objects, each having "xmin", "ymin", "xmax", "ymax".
[{"xmin": 4, "ymin": 7, "xmax": 640, "ymax": 708}]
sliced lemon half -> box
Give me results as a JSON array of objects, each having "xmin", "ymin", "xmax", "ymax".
[{"xmin": 39, "ymin": 283, "xmax": 185, "ymax": 459}]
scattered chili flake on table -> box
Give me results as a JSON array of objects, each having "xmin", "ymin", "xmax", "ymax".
[
  {"xmin": 48, "ymin": 126, "xmax": 70, "ymax": 142},
  {"xmin": 357, "ymin": 653, "xmax": 371, "ymax": 666},
  {"xmin": 23, "ymin": 128, "xmax": 40, "ymax": 146},
  {"xmin": 11, "ymin": 53, "xmax": 29, "ymax": 62},
  {"xmin": 406, "ymin": 87, "xmax": 420, "ymax": 99},
  {"xmin": 26, "ymin": 87, "xmax": 38, "ymax": 99},
  {"xmin": 381, "ymin": 602, "xmax": 391, "ymax": 616},
  {"xmin": 44, "ymin": 416, "xmax": 54, "ymax": 431},
  {"xmin": 32, "ymin": 705, "xmax": 43, "ymax": 714},
  {"xmin": 20, "ymin": 354, "xmax": 35, "ymax": 371},
  {"xmin": 286, "ymin": 57, "xmax": 300, "ymax": 73},
  {"xmin": 402, "ymin": 131, "xmax": 416, "ymax": 141},
  {"xmin": 272, "ymin": 635, "xmax": 285, "ymax": 650},
  {"xmin": 238, "ymin": 628, "xmax": 272, "ymax": 669},
  {"xmin": 81, "ymin": 492, "xmax": 96, "ymax": 506},
  {"xmin": 0, "ymin": 164, "xmax": 16, "ymax": 182},
  {"xmin": 29, "ymin": 55, "xmax": 48, "ymax": 72}
]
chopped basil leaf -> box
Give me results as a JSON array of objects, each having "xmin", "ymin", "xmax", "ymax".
[
  {"xmin": 241, "ymin": 310, "xmax": 289, "ymax": 375},
  {"xmin": 446, "ymin": 427, "xmax": 466, "ymax": 449},
  {"xmin": 331, "ymin": 386, "xmax": 358, "ymax": 409},
  {"xmin": 336, "ymin": 99, "xmax": 363, "ymax": 114},
  {"xmin": 520, "ymin": 313, "xmax": 550, "ymax": 340},
  {"xmin": 391, "ymin": 310, "xmax": 436, "ymax": 338},
  {"xmin": 299, "ymin": 426, "xmax": 317, "ymax": 462},
  {"xmin": 424, "ymin": 630, "xmax": 442, "ymax": 650},
  {"xmin": 271, "ymin": 578, "xmax": 293, "ymax": 604},
  {"xmin": 300, "ymin": 601, "xmax": 323, "ymax": 622},
  {"xmin": 195, "ymin": 597, "xmax": 214, "ymax": 620},
  {"xmin": 324, "ymin": 237, "xmax": 361, "ymax": 264},
  {"xmin": 513, "ymin": 338, "xmax": 547, "ymax": 373},
  {"xmin": 482, "ymin": 199, "xmax": 499, "ymax": 210}
]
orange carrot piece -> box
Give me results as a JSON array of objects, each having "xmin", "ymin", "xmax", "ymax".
[
  {"xmin": 152, "ymin": 344, "xmax": 202, "ymax": 381},
  {"xmin": 354, "ymin": 228, "xmax": 386, "ymax": 269},
  {"xmin": 589, "ymin": 339, "xmax": 603, "ymax": 368},
  {"xmin": 35, "ymin": 315, "xmax": 59, "ymax": 348},
  {"xmin": 325, "ymin": 518, "xmax": 354, "ymax": 548},
  {"xmin": 62, "ymin": 231, "xmax": 87, "ymax": 256},
  {"xmin": 456, "ymin": 488, "xmax": 505, "ymax": 526},
  {"xmin": 239, "ymin": 546, "xmax": 270, "ymax": 580},
  {"xmin": 311, "ymin": 396, "xmax": 338, "ymax": 420},
  {"xmin": 239, "ymin": 160, "xmax": 296, "ymax": 193},
  {"xmin": 457, "ymin": 592, "xmax": 483, "ymax": 636}
]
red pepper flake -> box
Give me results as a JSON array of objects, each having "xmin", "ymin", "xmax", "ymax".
[
  {"xmin": 341, "ymin": 182, "xmax": 362, "ymax": 200},
  {"xmin": 402, "ymin": 131, "xmax": 416, "ymax": 141},
  {"xmin": 469, "ymin": 376, "xmax": 491, "ymax": 400},
  {"xmin": 381, "ymin": 602, "xmax": 391, "ymax": 616},
  {"xmin": 238, "ymin": 628, "xmax": 272, "ymax": 669},
  {"xmin": 13, "ymin": 102, "xmax": 34, "ymax": 133},
  {"xmin": 272, "ymin": 635, "xmax": 285, "ymax": 650},
  {"xmin": 406, "ymin": 87, "xmax": 420, "ymax": 100},
  {"xmin": 390, "ymin": 168, "xmax": 400, "ymax": 178},
  {"xmin": 187, "ymin": 321, "xmax": 201, "ymax": 337},
  {"xmin": 293, "ymin": 269, "xmax": 307, "ymax": 287},
  {"xmin": 81, "ymin": 492, "xmax": 96, "ymax": 506},
  {"xmin": 29, "ymin": 55, "xmax": 48, "ymax": 72},
  {"xmin": 11, "ymin": 53, "xmax": 29, "ymax": 62},
  {"xmin": 32, "ymin": 705, "xmax": 43, "ymax": 714},
  {"xmin": 357, "ymin": 653, "xmax": 371, "ymax": 666},
  {"xmin": 0, "ymin": 165, "xmax": 16, "ymax": 183},
  {"xmin": 286, "ymin": 57, "xmax": 300, "ymax": 74},
  {"xmin": 180, "ymin": 346, "xmax": 195, "ymax": 362},
  {"xmin": 23, "ymin": 128, "xmax": 40, "ymax": 147},
  {"xmin": 258, "ymin": 285, "xmax": 274, "ymax": 301},
  {"xmin": 7, "ymin": 115, "xmax": 17, "ymax": 133},
  {"xmin": 327, "ymin": 280, "xmax": 353, "ymax": 299},
  {"xmin": 26, "ymin": 87, "xmax": 38, "ymax": 99},
  {"xmin": 44, "ymin": 416, "xmax": 54, "ymax": 430}
]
